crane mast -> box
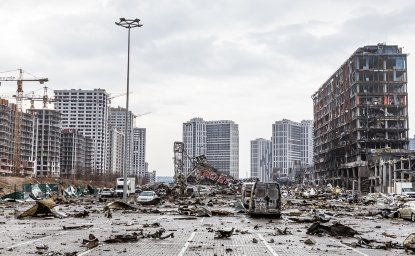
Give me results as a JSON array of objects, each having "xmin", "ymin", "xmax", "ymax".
[{"xmin": 12, "ymin": 70, "xmax": 24, "ymax": 174}]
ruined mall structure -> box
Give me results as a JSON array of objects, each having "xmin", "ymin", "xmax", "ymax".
[{"xmin": 311, "ymin": 44, "xmax": 414, "ymax": 193}]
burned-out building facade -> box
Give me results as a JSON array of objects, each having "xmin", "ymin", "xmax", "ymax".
[{"xmin": 312, "ymin": 44, "xmax": 411, "ymax": 192}]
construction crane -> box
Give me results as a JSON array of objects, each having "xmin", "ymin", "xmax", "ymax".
[
  {"xmin": 109, "ymin": 92, "xmax": 133, "ymax": 104},
  {"xmin": 137, "ymin": 111, "xmax": 151, "ymax": 117},
  {"xmin": 0, "ymin": 69, "xmax": 48, "ymax": 175},
  {"xmin": 24, "ymin": 85, "xmax": 53, "ymax": 109}
]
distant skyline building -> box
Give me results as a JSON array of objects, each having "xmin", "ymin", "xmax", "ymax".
[
  {"xmin": 133, "ymin": 127, "xmax": 146, "ymax": 178},
  {"xmin": 410, "ymin": 135, "xmax": 415, "ymax": 151},
  {"xmin": 183, "ymin": 118, "xmax": 239, "ymax": 179},
  {"xmin": 272, "ymin": 119, "xmax": 313, "ymax": 176},
  {"xmin": 206, "ymin": 120, "xmax": 239, "ymax": 178},
  {"xmin": 250, "ymin": 138, "xmax": 272, "ymax": 182},
  {"xmin": 54, "ymin": 89, "xmax": 110, "ymax": 174},
  {"xmin": 183, "ymin": 118, "xmax": 206, "ymax": 174},
  {"xmin": 109, "ymin": 106, "xmax": 136, "ymax": 176},
  {"xmin": 108, "ymin": 127, "xmax": 124, "ymax": 175}
]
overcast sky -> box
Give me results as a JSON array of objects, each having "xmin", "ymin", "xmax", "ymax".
[{"xmin": 1, "ymin": 0, "xmax": 414, "ymax": 177}]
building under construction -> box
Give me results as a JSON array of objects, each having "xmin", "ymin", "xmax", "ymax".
[
  {"xmin": 312, "ymin": 44, "xmax": 411, "ymax": 192},
  {"xmin": 29, "ymin": 109, "xmax": 61, "ymax": 177},
  {"xmin": 60, "ymin": 128, "xmax": 93, "ymax": 178},
  {"xmin": 0, "ymin": 99, "xmax": 36, "ymax": 175}
]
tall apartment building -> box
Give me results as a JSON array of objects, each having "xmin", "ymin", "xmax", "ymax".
[
  {"xmin": 301, "ymin": 120, "xmax": 314, "ymax": 166},
  {"xmin": 109, "ymin": 106, "xmax": 135, "ymax": 175},
  {"xmin": 250, "ymin": 138, "xmax": 272, "ymax": 182},
  {"xmin": 272, "ymin": 119, "xmax": 313, "ymax": 178},
  {"xmin": 183, "ymin": 118, "xmax": 239, "ymax": 178},
  {"xmin": 312, "ymin": 44, "xmax": 409, "ymax": 192},
  {"xmin": 206, "ymin": 120, "xmax": 239, "ymax": 178},
  {"xmin": 54, "ymin": 89, "xmax": 110, "ymax": 174},
  {"xmin": 60, "ymin": 128, "xmax": 92, "ymax": 178},
  {"xmin": 410, "ymin": 135, "xmax": 415, "ymax": 151},
  {"xmin": 0, "ymin": 99, "xmax": 36, "ymax": 175},
  {"xmin": 108, "ymin": 127, "xmax": 124, "ymax": 175},
  {"xmin": 29, "ymin": 109, "xmax": 61, "ymax": 177},
  {"xmin": 133, "ymin": 128, "xmax": 146, "ymax": 178},
  {"xmin": 183, "ymin": 118, "xmax": 206, "ymax": 173}
]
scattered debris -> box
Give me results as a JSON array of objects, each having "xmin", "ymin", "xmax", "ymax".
[
  {"xmin": 272, "ymin": 227, "xmax": 291, "ymax": 235},
  {"xmin": 306, "ymin": 222, "xmax": 359, "ymax": 237},
  {"xmin": 382, "ymin": 232, "xmax": 397, "ymax": 238},
  {"xmin": 145, "ymin": 228, "xmax": 174, "ymax": 240},
  {"xmin": 63, "ymin": 224, "xmax": 94, "ymax": 230},
  {"xmin": 104, "ymin": 201, "xmax": 138, "ymax": 211},
  {"xmin": 82, "ymin": 234, "xmax": 99, "ymax": 249},
  {"xmin": 17, "ymin": 198, "xmax": 67, "ymax": 219},
  {"xmin": 104, "ymin": 233, "xmax": 139, "ymax": 243},
  {"xmin": 304, "ymin": 238, "xmax": 316, "ymax": 245},
  {"xmin": 70, "ymin": 210, "xmax": 89, "ymax": 218},
  {"xmin": 215, "ymin": 228, "xmax": 234, "ymax": 239},
  {"xmin": 104, "ymin": 208, "xmax": 113, "ymax": 218}
]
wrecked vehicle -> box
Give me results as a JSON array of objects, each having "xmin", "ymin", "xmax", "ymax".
[
  {"xmin": 241, "ymin": 182, "xmax": 255, "ymax": 209},
  {"xmin": 247, "ymin": 182, "xmax": 281, "ymax": 218},
  {"xmin": 99, "ymin": 188, "xmax": 115, "ymax": 198},
  {"xmin": 398, "ymin": 201, "xmax": 415, "ymax": 221},
  {"xmin": 137, "ymin": 191, "xmax": 160, "ymax": 205}
]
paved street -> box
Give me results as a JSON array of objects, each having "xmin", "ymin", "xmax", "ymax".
[{"xmin": 1, "ymin": 198, "xmax": 414, "ymax": 256}]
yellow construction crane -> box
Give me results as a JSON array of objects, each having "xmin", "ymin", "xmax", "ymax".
[{"xmin": 0, "ymin": 69, "xmax": 48, "ymax": 175}]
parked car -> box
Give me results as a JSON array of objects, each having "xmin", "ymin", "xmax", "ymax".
[
  {"xmin": 99, "ymin": 188, "xmax": 115, "ymax": 198},
  {"xmin": 398, "ymin": 201, "xmax": 415, "ymax": 221},
  {"xmin": 137, "ymin": 191, "xmax": 159, "ymax": 205}
]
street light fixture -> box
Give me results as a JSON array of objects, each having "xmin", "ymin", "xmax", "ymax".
[{"xmin": 115, "ymin": 18, "xmax": 143, "ymax": 202}]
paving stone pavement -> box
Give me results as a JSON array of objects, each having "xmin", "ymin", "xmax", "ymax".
[{"xmin": 0, "ymin": 200, "xmax": 414, "ymax": 255}]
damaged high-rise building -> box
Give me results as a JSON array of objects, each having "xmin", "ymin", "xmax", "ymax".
[{"xmin": 312, "ymin": 44, "xmax": 410, "ymax": 192}]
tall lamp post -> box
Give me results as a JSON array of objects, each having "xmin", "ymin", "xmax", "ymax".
[{"xmin": 115, "ymin": 18, "xmax": 142, "ymax": 202}]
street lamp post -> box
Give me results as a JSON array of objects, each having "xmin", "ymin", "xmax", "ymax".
[{"xmin": 115, "ymin": 18, "xmax": 143, "ymax": 202}]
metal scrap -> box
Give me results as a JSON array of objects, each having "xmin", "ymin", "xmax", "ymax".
[
  {"xmin": 63, "ymin": 224, "xmax": 94, "ymax": 230},
  {"xmin": 17, "ymin": 198, "xmax": 67, "ymax": 219},
  {"xmin": 214, "ymin": 228, "xmax": 234, "ymax": 239},
  {"xmin": 306, "ymin": 222, "xmax": 359, "ymax": 237},
  {"xmin": 104, "ymin": 233, "xmax": 140, "ymax": 243},
  {"xmin": 82, "ymin": 234, "xmax": 99, "ymax": 249}
]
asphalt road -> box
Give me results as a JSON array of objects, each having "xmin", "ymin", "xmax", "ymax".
[{"xmin": 0, "ymin": 198, "xmax": 414, "ymax": 256}]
